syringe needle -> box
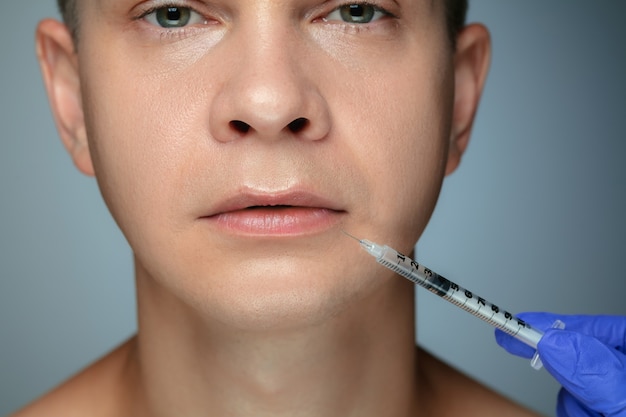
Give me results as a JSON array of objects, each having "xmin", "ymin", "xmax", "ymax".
[
  {"xmin": 341, "ymin": 229, "xmax": 362, "ymax": 242},
  {"xmin": 341, "ymin": 230, "xmax": 380, "ymax": 256}
]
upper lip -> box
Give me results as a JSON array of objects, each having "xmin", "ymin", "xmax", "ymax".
[{"xmin": 204, "ymin": 190, "xmax": 345, "ymax": 217}]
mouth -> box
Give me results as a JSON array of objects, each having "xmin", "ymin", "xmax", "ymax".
[{"xmin": 202, "ymin": 191, "xmax": 346, "ymax": 237}]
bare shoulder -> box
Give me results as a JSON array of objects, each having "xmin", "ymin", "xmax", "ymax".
[
  {"xmin": 418, "ymin": 347, "xmax": 543, "ymax": 417},
  {"xmin": 9, "ymin": 338, "xmax": 136, "ymax": 417}
]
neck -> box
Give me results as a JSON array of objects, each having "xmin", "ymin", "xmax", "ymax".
[{"xmin": 127, "ymin": 264, "xmax": 426, "ymax": 417}]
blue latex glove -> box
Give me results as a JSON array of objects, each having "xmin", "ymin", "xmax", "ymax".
[{"xmin": 495, "ymin": 312, "xmax": 626, "ymax": 417}]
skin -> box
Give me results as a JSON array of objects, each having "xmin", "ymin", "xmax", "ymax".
[{"xmin": 14, "ymin": 0, "xmax": 540, "ymax": 415}]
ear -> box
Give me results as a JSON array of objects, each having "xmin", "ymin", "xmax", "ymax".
[
  {"xmin": 445, "ymin": 23, "xmax": 491, "ymax": 176},
  {"xmin": 36, "ymin": 19, "xmax": 94, "ymax": 176}
]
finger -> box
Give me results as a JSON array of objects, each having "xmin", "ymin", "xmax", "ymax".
[
  {"xmin": 556, "ymin": 389, "xmax": 600, "ymax": 417},
  {"xmin": 515, "ymin": 312, "xmax": 566, "ymax": 331},
  {"xmin": 494, "ymin": 311, "xmax": 562, "ymax": 359},
  {"xmin": 518, "ymin": 312, "xmax": 626, "ymax": 352},
  {"xmin": 494, "ymin": 328, "xmax": 536, "ymax": 358},
  {"xmin": 539, "ymin": 329, "xmax": 626, "ymax": 416},
  {"xmin": 495, "ymin": 312, "xmax": 626, "ymax": 359}
]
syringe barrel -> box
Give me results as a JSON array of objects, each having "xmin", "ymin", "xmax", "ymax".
[{"xmin": 375, "ymin": 244, "xmax": 543, "ymax": 349}]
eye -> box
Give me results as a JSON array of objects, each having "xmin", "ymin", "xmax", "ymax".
[
  {"xmin": 324, "ymin": 3, "xmax": 388, "ymax": 24},
  {"xmin": 143, "ymin": 6, "xmax": 207, "ymax": 28}
]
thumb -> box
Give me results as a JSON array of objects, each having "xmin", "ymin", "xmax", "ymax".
[{"xmin": 538, "ymin": 329, "xmax": 626, "ymax": 416}]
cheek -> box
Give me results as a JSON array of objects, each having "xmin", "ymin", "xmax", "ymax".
[
  {"xmin": 79, "ymin": 55, "xmax": 211, "ymax": 247},
  {"xmin": 340, "ymin": 58, "xmax": 454, "ymax": 248}
]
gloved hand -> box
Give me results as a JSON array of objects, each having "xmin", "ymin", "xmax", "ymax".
[{"xmin": 495, "ymin": 312, "xmax": 626, "ymax": 417}]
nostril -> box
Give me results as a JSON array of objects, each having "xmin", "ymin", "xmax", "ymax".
[
  {"xmin": 288, "ymin": 117, "xmax": 309, "ymax": 133},
  {"xmin": 228, "ymin": 118, "xmax": 310, "ymax": 136},
  {"xmin": 230, "ymin": 120, "xmax": 251, "ymax": 133}
]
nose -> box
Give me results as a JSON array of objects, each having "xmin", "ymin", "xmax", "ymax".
[{"xmin": 209, "ymin": 23, "xmax": 331, "ymax": 143}]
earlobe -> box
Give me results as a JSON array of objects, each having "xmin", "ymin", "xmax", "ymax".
[
  {"xmin": 36, "ymin": 19, "xmax": 94, "ymax": 176},
  {"xmin": 445, "ymin": 23, "xmax": 491, "ymax": 176}
]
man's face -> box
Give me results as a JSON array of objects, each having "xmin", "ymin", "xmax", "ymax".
[{"xmin": 52, "ymin": 0, "xmax": 464, "ymax": 328}]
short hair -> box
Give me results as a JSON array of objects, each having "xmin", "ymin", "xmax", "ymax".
[
  {"xmin": 445, "ymin": 0, "xmax": 468, "ymax": 49},
  {"xmin": 57, "ymin": 0, "xmax": 468, "ymax": 48},
  {"xmin": 56, "ymin": 0, "xmax": 79, "ymax": 41}
]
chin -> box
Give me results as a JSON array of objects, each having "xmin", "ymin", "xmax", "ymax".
[
  {"xmin": 136, "ymin": 238, "xmax": 388, "ymax": 333},
  {"xmin": 215, "ymin": 290, "xmax": 341, "ymax": 333},
  {"xmin": 187, "ymin": 259, "xmax": 378, "ymax": 333}
]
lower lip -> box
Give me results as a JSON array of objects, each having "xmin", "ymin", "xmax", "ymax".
[{"xmin": 204, "ymin": 207, "xmax": 344, "ymax": 236}]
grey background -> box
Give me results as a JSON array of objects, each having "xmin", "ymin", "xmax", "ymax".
[{"xmin": 1, "ymin": 2, "xmax": 625, "ymax": 416}]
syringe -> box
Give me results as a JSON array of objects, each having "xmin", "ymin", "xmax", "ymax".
[{"xmin": 345, "ymin": 232, "xmax": 552, "ymax": 368}]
